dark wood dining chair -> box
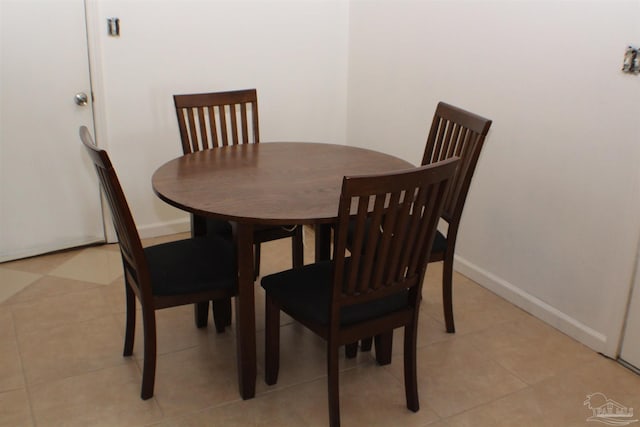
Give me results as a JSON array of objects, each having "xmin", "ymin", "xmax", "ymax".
[
  {"xmin": 261, "ymin": 159, "xmax": 458, "ymax": 427},
  {"xmin": 420, "ymin": 102, "xmax": 492, "ymax": 333},
  {"xmin": 173, "ymin": 89, "xmax": 304, "ymax": 326},
  {"xmin": 344, "ymin": 102, "xmax": 492, "ymax": 359},
  {"xmin": 358, "ymin": 102, "xmax": 492, "ymax": 341},
  {"xmin": 80, "ymin": 126, "xmax": 238, "ymax": 400}
]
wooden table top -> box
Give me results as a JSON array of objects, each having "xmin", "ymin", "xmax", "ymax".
[{"xmin": 152, "ymin": 142, "xmax": 415, "ymax": 225}]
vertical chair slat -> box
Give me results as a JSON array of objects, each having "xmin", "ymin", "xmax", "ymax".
[
  {"xmin": 382, "ymin": 195, "xmax": 405, "ymax": 286},
  {"xmin": 384, "ymin": 190, "xmax": 413, "ymax": 285},
  {"xmin": 423, "ymin": 115, "xmax": 439, "ymax": 165},
  {"xmin": 357, "ymin": 194, "xmax": 386, "ymax": 294},
  {"xmin": 372, "ymin": 192, "xmax": 401, "ymax": 290},
  {"xmin": 444, "ymin": 131, "xmax": 475, "ymax": 217},
  {"xmin": 196, "ymin": 107, "xmax": 209, "ymax": 150},
  {"xmin": 176, "ymin": 110, "xmax": 191, "ymax": 154},
  {"xmin": 407, "ymin": 186, "xmax": 437, "ymax": 276},
  {"xmin": 395, "ymin": 187, "xmax": 422, "ymax": 282},
  {"xmin": 251, "ymin": 101, "xmax": 259, "ymax": 142},
  {"xmin": 439, "ymin": 121, "xmax": 456, "ymax": 161},
  {"xmin": 240, "ymin": 103, "xmax": 249, "ymax": 144},
  {"xmin": 186, "ymin": 108, "xmax": 199, "ymax": 153},
  {"xmin": 445, "ymin": 123, "xmax": 462, "ymax": 159},
  {"xmin": 345, "ymin": 196, "xmax": 370, "ymax": 295},
  {"xmin": 208, "ymin": 106, "xmax": 220, "ymax": 148},
  {"xmin": 219, "ymin": 105, "xmax": 229, "ymax": 147},
  {"xmin": 332, "ymin": 182, "xmax": 354, "ymax": 302},
  {"xmin": 453, "ymin": 128, "xmax": 469, "ymax": 157},
  {"xmin": 400, "ymin": 189, "xmax": 419, "ymax": 278},
  {"xmin": 431, "ymin": 119, "xmax": 446, "ymax": 163},
  {"xmin": 230, "ymin": 104, "xmax": 240, "ymax": 145}
]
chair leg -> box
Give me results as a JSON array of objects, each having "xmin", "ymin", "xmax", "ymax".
[
  {"xmin": 327, "ymin": 339, "xmax": 341, "ymax": 427},
  {"xmin": 442, "ymin": 254, "xmax": 455, "ymax": 333},
  {"xmin": 254, "ymin": 243, "xmax": 261, "ymax": 280},
  {"xmin": 265, "ymin": 295, "xmax": 280, "ymax": 385},
  {"xmin": 123, "ymin": 284, "xmax": 136, "ymax": 357},
  {"xmin": 212, "ymin": 298, "xmax": 232, "ymax": 333},
  {"xmin": 348, "ymin": 337, "xmax": 374, "ymax": 356},
  {"xmin": 374, "ymin": 331, "xmax": 393, "ymax": 366},
  {"xmin": 194, "ymin": 301, "xmax": 209, "ymax": 328},
  {"xmin": 360, "ymin": 337, "xmax": 373, "ymax": 352},
  {"xmin": 345, "ymin": 342, "xmax": 358, "ymax": 358},
  {"xmin": 192, "ymin": 216, "xmax": 215, "ymax": 330},
  {"xmin": 404, "ymin": 321, "xmax": 419, "ymax": 412},
  {"xmin": 140, "ymin": 307, "xmax": 157, "ymax": 400},
  {"xmin": 292, "ymin": 226, "xmax": 304, "ymax": 268}
]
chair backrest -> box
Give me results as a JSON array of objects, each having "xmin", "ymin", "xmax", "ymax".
[
  {"xmin": 79, "ymin": 126, "xmax": 151, "ymax": 302},
  {"xmin": 422, "ymin": 102, "xmax": 492, "ymax": 225},
  {"xmin": 173, "ymin": 89, "xmax": 260, "ymax": 154},
  {"xmin": 331, "ymin": 158, "xmax": 458, "ymax": 313}
]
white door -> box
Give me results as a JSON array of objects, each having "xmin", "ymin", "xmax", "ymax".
[
  {"xmin": 618, "ymin": 3, "xmax": 640, "ymax": 372},
  {"xmin": 621, "ymin": 238, "xmax": 640, "ymax": 372},
  {"xmin": 0, "ymin": 0, "xmax": 104, "ymax": 262},
  {"xmin": 621, "ymin": 278, "xmax": 640, "ymax": 372}
]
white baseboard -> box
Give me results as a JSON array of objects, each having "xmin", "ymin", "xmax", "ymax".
[
  {"xmin": 136, "ymin": 219, "xmax": 191, "ymax": 240},
  {"xmin": 0, "ymin": 236, "xmax": 105, "ymax": 263},
  {"xmin": 454, "ymin": 255, "xmax": 610, "ymax": 356}
]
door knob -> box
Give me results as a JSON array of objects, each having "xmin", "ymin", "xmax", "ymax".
[{"xmin": 74, "ymin": 92, "xmax": 89, "ymax": 106}]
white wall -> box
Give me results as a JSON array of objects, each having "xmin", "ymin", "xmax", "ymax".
[
  {"xmin": 87, "ymin": 0, "xmax": 640, "ymax": 356},
  {"xmin": 90, "ymin": 0, "xmax": 349, "ymax": 236},
  {"xmin": 347, "ymin": 0, "xmax": 640, "ymax": 356}
]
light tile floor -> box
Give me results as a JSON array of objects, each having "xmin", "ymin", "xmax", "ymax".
[{"xmin": 1, "ymin": 228, "xmax": 639, "ymax": 426}]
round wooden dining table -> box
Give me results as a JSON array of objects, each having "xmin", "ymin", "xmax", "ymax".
[{"xmin": 152, "ymin": 142, "xmax": 414, "ymax": 400}]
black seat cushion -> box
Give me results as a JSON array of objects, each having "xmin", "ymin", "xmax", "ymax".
[
  {"xmin": 145, "ymin": 236, "xmax": 237, "ymax": 296},
  {"xmin": 261, "ymin": 260, "xmax": 408, "ymax": 327}
]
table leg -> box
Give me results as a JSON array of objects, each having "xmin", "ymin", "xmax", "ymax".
[
  {"xmin": 315, "ymin": 223, "xmax": 332, "ymax": 262},
  {"xmin": 235, "ymin": 223, "xmax": 256, "ymax": 399}
]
